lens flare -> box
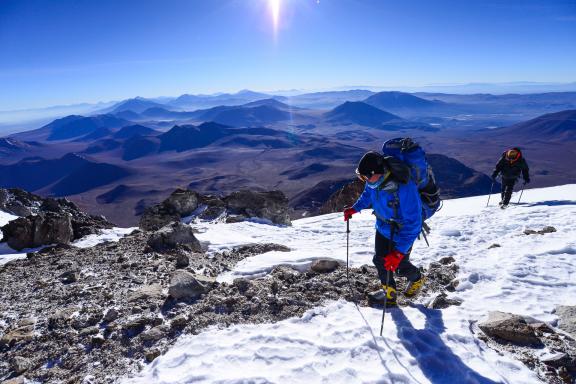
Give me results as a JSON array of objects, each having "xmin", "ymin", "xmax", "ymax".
[{"xmin": 270, "ymin": 0, "xmax": 281, "ymax": 33}]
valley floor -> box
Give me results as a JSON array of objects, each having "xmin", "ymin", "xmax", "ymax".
[{"xmin": 122, "ymin": 185, "xmax": 576, "ymax": 383}]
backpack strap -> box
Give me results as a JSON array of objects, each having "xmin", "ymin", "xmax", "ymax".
[{"xmin": 372, "ymin": 189, "xmax": 402, "ymax": 230}]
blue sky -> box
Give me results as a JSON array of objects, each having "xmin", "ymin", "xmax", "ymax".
[{"xmin": 1, "ymin": 0, "xmax": 575, "ymax": 109}]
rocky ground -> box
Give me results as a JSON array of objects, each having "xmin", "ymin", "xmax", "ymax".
[
  {"xmin": 1, "ymin": 188, "xmax": 574, "ymax": 384},
  {"xmin": 0, "ymin": 218, "xmax": 463, "ymax": 384},
  {"xmin": 139, "ymin": 188, "xmax": 292, "ymax": 231},
  {"xmin": 473, "ymin": 309, "xmax": 576, "ymax": 384}
]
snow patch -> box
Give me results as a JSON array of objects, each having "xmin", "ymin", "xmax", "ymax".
[
  {"xmin": 72, "ymin": 227, "xmax": 137, "ymax": 248},
  {"xmin": 125, "ymin": 184, "xmax": 576, "ymax": 383}
]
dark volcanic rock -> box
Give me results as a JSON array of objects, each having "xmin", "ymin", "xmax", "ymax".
[
  {"xmin": 0, "ymin": 188, "xmax": 114, "ymax": 246},
  {"xmin": 427, "ymin": 292, "xmax": 463, "ymax": 309},
  {"xmin": 197, "ymin": 194, "xmax": 227, "ymax": 221},
  {"xmin": 139, "ymin": 208, "xmax": 180, "ymax": 232},
  {"xmin": 556, "ymin": 305, "xmax": 576, "ymax": 339},
  {"xmin": 478, "ymin": 311, "xmax": 541, "ymax": 345},
  {"xmin": 140, "ymin": 188, "xmax": 292, "ymax": 229},
  {"xmin": 146, "ymin": 222, "xmax": 202, "ymax": 252},
  {"xmin": 224, "ymin": 189, "xmax": 291, "ymax": 226},
  {"xmin": 168, "ymin": 271, "xmax": 215, "ymax": 300},
  {"xmin": 163, "ymin": 189, "xmax": 199, "ymax": 217},
  {"xmin": 1, "ymin": 212, "xmax": 73, "ymax": 250},
  {"xmin": 10, "ymin": 356, "xmax": 32, "ymax": 375},
  {"xmin": 474, "ymin": 310, "xmax": 576, "ymax": 383},
  {"xmin": 310, "ymin": 259, "xmax": 340, "ymax": 273},
  {"xmin": 139, "ymin": 189, "xmax": 199, "ymax": 231},
  {"xmin": 0, "ymin": 188, "xmax": 43, "ymax": 216},
  {"xmin": 524, "ymin": 226, "xmax": 557, "ymax": 235}
]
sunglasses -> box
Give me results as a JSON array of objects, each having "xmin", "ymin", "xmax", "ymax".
[{"xmin": 355, "ymin": 169, "xmax": 392, "ymax": 183}]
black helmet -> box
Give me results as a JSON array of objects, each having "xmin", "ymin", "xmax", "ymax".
[{"xmin": 356, "ymin": 151, "xmax": 389, "ymax": 178}]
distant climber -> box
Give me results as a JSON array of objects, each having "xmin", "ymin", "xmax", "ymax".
[
  {"xmin": 343, "ymin": 151, "xmax": 425, "ymax": 306},
  {"xmin": 491, "ymin": 148, "xmax": 530, "ymax": 209}
]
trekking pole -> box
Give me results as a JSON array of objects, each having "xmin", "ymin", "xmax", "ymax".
[
  {"xmin": 380, "ymin": 269, "xmax": 390, "ymax": 336},
  {"xmin": 380, "ymin": 220, "xmax": 396, "ymax": 336},
  {"xmin": 486, "ymin": 181, "xmax": 494, "ymax": 207},
  {"xmin": 346, "ymin": 220, "xmax": 350, "ymax": 281},
  {"xmin": 517, "ymin": 183, "xmax": 526, "ymax": 205}
]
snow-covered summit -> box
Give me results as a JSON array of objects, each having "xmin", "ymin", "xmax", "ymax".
[{"xmin": 124, "ymin": 184, "xmax": 576, "ymax": 383}]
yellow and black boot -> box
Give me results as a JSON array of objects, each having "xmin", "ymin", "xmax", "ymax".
[
  {"xmin": 404, "ymin": 276, "xmax": 426, "ymax": 297},
  {"xmin": 367, "ymin": 285, "xmax": 397, "ymax": 306}
]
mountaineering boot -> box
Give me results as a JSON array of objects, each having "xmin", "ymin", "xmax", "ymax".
[
  {"xmin": 368, "ymin": 285, "xmax": 397, "ymax": 306},
  {"xmin": 404, "ymin": 276, "xmax": 426, "ymax": 297}
]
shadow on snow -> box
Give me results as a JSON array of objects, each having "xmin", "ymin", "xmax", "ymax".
[
  {"xmin": 391, "ymin": 305, "xmax": 504, "ymax": 384},
  {"xmin": 517, "ymin": 200, "xmax": 576, "ymax": 207}
]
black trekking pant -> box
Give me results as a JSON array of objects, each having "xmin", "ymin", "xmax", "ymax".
[
  {"xmin": 501, "ymin": 178, "xmax": 517, "ymax": 205},
  {"xmin": 373, "ymin": 230, "xmax": 421, "ymax": 288}
]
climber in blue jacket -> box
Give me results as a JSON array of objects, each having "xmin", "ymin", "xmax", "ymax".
[{"xmin": 344, "ymin": 151, "xmax": 425, "ymax": 305}]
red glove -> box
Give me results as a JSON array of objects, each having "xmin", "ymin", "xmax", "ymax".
[
  {"xmin": 343, "ymin": 207, "xmax": 357, "ymax": 221},
  {"xmin": 383, "ymin": 250, "xmax": 404, "ymax": 271}
]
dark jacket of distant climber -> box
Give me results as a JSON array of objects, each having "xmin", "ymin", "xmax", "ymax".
[
  {"xmin": 492, "ymin": 148, "xmax": 530, "ymax": 206},
  {"xmin": 492, "ymin": 148, "xmax": 530, "ymax": 183}
]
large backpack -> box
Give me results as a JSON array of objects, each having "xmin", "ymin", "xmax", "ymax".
[{"xmin": 382, "ymin": 137, "xmax": 441, "ymax": 221}]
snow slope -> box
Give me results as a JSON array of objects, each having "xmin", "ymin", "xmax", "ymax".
[{"xmin": 125, "ymin": 184, "xmax": 576, "ymax": 383}]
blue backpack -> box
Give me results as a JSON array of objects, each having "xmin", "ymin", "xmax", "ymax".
[{"xmin": 382, "ymin": 137, "xmax": 441, "ymax": 221}]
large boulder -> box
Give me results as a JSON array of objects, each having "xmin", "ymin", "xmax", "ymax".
[
  {"xmin": 196, "ymin": 195, "xmax": 227, "ymax": 221},
  {"xmin": 139, "ymin": 207, "xmax": 180, "ymax": 232},
  {"xmin": 555, "ymin": 305, "xmax": 576, "ymax": 339},
  {"xmin": 139, "ymin": 189, "xmax": 199, "ymax": 231},
  {"xmin": 224, "ymin": 190, "xmax": 291, "ymax": 226},
  {"xmin": 0, "ymin": 188, "xmax": 43, "ymax": 217},
  {"xmin": 478, "ymin": 311, "xmax": 541, "ymax": 345},
  {"xmin": 168, "ymin": 271, "xmax": 215, "ymax": 300},
  {"xmin": 163, "ymin": 189, "xmax": 199, "ymax": 217},
  {"xmin": 40, "ymin": 198, "xmax": 112, "ymax": 238},
  {"xmin": 1, "ymin": 212, "xmax": 74, "ymax": 250},
  {"xmin": 146, "ymin": 222, "xmax": 202, "ymax": 252},
  {"xmin": 139, "ymin": 188, "xmax": 291, "ymax": 229},
  {"xmin": 310, "ymin": 259, "xmax": 340, "ymax": 273},
  {"xmin": 0, "ymin": 188, "xmax": 114, "ymax": 239}
]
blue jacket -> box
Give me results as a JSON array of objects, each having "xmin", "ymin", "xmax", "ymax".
[{"xmin": 352, "ymin": 180, "xmax": 422, "ymax": 254}]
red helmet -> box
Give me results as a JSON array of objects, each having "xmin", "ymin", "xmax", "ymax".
[{"xmin": 505, "ymin": 148, "xmax": 521, "ymax": 163}]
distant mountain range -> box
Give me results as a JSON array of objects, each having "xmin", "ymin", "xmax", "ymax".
[
  {"xmin": 324, "ymin": 101, "xmax": 400, "ymax": 127},
  {"xmin": 365, "ymin": 91, "xmax": 443, "ymax": 110},
  {"xmin": 285, "ymin": 90, "xmax": 376, "ymax": 109},
  {"xmin": 193, "ymin": 103, "xmax": 293, "ymax": 127},
  {"xmin": 108, "ymin": 98, "xmax": 299, "ymax": 128},
  {"xmin": 168, "ymin": 90, "xmax": 288, "ymax": 109},
  {"xmin": 0, "ymin": 153, "xmax": 131, "ymax": 196},
  {"xmin": 2, "ymin": 89, "xmax": 576, "ymax": 225},
  {"xmin": 109, "ymin": 97, "xmax": 169, "ymax": 114},
  {"xmin": 14, "ymin": 115, "xmax": 131, "ymax": 142},
  {"xmin": 113, "ymin": 124, "xmax": 158, "ymax": 139},
  {"xmin": 5, "ymin": 86, "xmax": 576, "ymax": 134},
  {"xmin": 324, "ymin": 101, "xmax": 438, "ymax": 131},
  {"xmin": 486, "ymin": 110, "xmax": 576, "ymax": 141}
]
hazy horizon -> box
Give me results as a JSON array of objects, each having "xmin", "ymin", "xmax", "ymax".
[{"xmin": 1, "ymin": 0, "xmax": 575, "ymax": 110}]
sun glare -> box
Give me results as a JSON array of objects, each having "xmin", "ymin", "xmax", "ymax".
[{"xmin": 270, "ymin": 0, "xmax": 281, "ymax": 33}]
